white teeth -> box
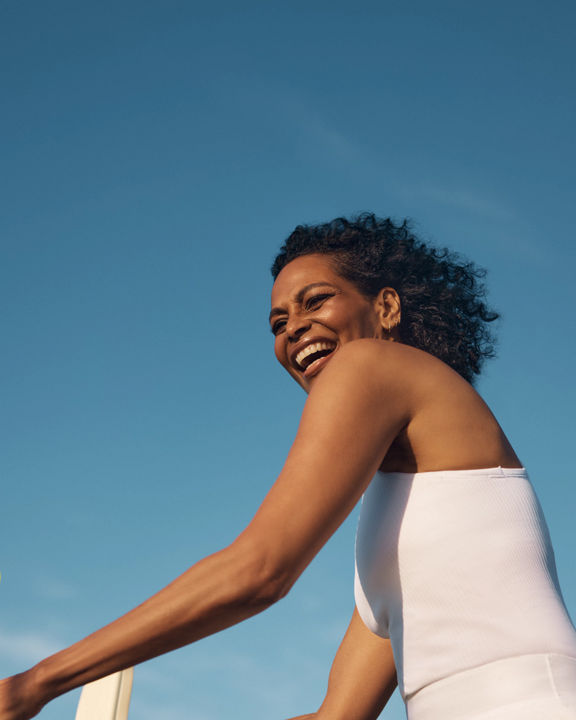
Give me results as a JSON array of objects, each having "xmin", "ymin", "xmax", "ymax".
[{"xmin": 295, "ymin": 342, "xmax": 335, "ymax": 369}]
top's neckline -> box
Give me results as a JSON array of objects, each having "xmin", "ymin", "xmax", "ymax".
[{"xmin": 377, "ymin": 465, "xmax": 527, "ymax": 479}]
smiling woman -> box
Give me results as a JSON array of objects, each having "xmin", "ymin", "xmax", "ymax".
[
  {"xmin": 270, "ymin": 254, "xmax": 392, "ymax": 389},
  {"xmin": 1, "ymin": 213, "xmax": 575, "ymax": 720},
  {"xmin": 271, "ymin": 214, "xmax": 499, "ymax": 384}
]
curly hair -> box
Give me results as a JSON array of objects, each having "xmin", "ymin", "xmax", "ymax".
[{"xmin": 271, "ymin": 213, "xmax": 499, "ymax": 384}]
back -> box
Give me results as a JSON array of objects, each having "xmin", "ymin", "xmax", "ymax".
[{"xmin": 373, "ymin": 341, "xmax": 521, "ymax": 473}]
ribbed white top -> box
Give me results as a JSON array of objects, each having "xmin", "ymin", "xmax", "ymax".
[{"xmin": 354, "ymin": 467, "xmax": 576, "ymax": 699}]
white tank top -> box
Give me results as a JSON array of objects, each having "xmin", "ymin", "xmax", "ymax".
[{"xmin": 354, "ymin": 467, "xmax": 576, "ymax": 699}]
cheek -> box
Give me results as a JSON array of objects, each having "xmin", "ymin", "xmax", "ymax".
[
  {"xmin": 354, "ymin": 306, "xmax": 381, "ymax": 336},
  {"xmin": 339, "ymin": 309, "xmax": 374, "ymax": 337}
]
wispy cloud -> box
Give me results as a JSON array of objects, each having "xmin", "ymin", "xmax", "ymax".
[
  {"xmin": 130, "ymin": 700, "xmax": 208, "ymax": 720},
  {"xmin": 0, "ymin": 629, "xmax": 62, "ymax": 665},
  {"xmin": 275, "ymin": 92, "xmax": 364, "ymax": 165},
  {"xmin": 297, "ymin": 113, "xmax": 360, "ymax": 162},
  {"xmin": 399, "ymin": 181, "xmax": 552, "ymax": 264},
  {"xmin": 34, "ymin": 577, "xmax": 79, "ymax": 601},
  {"xmin": 402, "ymin": 183, "xmax": 516, "ymax": 222},
  {"xmin": 276, "ymin": 92, "xmax": 520, "ymax": 230},
  {"xmin": 129, "ymin": 641, "xmax": 328, "ymax": 719}
]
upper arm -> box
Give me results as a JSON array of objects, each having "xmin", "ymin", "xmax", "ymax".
[{"xmin": 236, "ymin": 341, "xmax": 412, "ymax": 595}]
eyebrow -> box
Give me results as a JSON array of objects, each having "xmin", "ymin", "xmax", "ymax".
[{"xmin": 268, "ymin": 282, "xmax": 337, "ymax": 324}]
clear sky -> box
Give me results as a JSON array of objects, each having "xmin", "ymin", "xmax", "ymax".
[{"xmin": 1, "ymin": 2, "xmax": 575, "ymax": 719}]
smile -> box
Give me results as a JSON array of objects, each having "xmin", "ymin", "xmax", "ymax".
[{"xmin": 294, "ymin": 341, "xmax": 337, "ymax": 372}]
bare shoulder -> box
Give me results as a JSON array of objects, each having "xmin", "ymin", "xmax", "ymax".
[
  {"xmin": 318, "ymin": 338, "xmax": 457, "ymax": 389},
  {"xmin": 306, "ymin": 339, "xmax": 451, "ymax": 421},
  {"xmin": 311, "ymin": 338, "xmax": 478, "ymax": 419},
  {"xmin": 307, "ymin": 340, "xmax": 520, "ymax": 472},
  {"xmin": 308, "ymin": 339, "xmax": 395, "ymax": 390}
]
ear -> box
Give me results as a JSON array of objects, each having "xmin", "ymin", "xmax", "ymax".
[{"xmin": 374, "ymin": 287, "xmax": 402, "ymax": 339}]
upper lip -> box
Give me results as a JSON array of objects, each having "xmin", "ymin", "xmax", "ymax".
[{"xmin": 289, "ymin": 336, "xmax": 337, "ymax": 371}]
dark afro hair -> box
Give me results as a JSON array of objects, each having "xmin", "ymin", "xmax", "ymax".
[{"xmin": 271, "ymin": 213, "xmax": 499, "ymax": 384}]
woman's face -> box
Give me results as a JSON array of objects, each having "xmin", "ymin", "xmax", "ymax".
[{"xmin": 270, "ymin": 253, "xmax": 385, "ymax": 391}]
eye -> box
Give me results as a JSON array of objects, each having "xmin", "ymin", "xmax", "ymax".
[
  {"xmin": 305, "ymin": 293, "xmax": 332, "ymax": 310},
  {"xmin": 271, "ymin": 318, "xmax": 287, "ymax": 335}
]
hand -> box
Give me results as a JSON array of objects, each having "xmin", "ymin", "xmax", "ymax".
[{"xmin": 0, "ymin": 671, "xmax": 45, "ymax": 720}]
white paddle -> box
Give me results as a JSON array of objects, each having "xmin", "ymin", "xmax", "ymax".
[{"xmin": 74, "ymin": 668, "xmax": 134, "ymax": 720}]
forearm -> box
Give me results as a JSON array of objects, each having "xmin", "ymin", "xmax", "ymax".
[
  {"xmin": 32, "ymin": 540, "xmax": 278, "ymax": 704},
  {"xmin": 316, "ymin": 609, "xmax": 397, "ymax": 720}
]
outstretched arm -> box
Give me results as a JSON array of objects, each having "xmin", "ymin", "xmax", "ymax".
[
  {"xmin": 291, "ymin": 608, "xmax": 397, "ymax": 720},
  {"xmin": 0, "ymin": 342, "xmax": 411, "ymax": 719}
]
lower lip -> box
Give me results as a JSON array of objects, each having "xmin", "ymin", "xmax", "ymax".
[{"xmin": 302, "ymin": 350, "xmax": 337, "ymax": 379}]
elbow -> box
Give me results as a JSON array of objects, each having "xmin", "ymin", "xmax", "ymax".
[
  {"xmin": 254, "ymin": 567, "xmax": 294, "ymax": 606},
  {"xmin": 229, "ymin": 538, "xmax": 297, "ymax": 609}
]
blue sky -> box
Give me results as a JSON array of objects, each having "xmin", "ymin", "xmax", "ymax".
[{"xmin": 1, "ymin": 1, "xmax": 575, "ymax": 718}]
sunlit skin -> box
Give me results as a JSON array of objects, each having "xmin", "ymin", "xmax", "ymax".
[
  {"xmin": 0, "ymin": 254, "xmax": 521, "ymax": 720},
  {"xmin": 270, "ymin": 254, "xmax": 521, "ymax": 474},
  {"xmin": 271, "ymin": 254, "xmax": 522, "ymax": 720},
  {"xmin": 270, "ymin": 254, "xmax": 401, "ymax": 393}
]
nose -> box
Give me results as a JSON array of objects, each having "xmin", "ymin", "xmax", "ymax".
[{"xmin": 286, "ymin": 313, "xmax": 311, "ymax": 342}]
